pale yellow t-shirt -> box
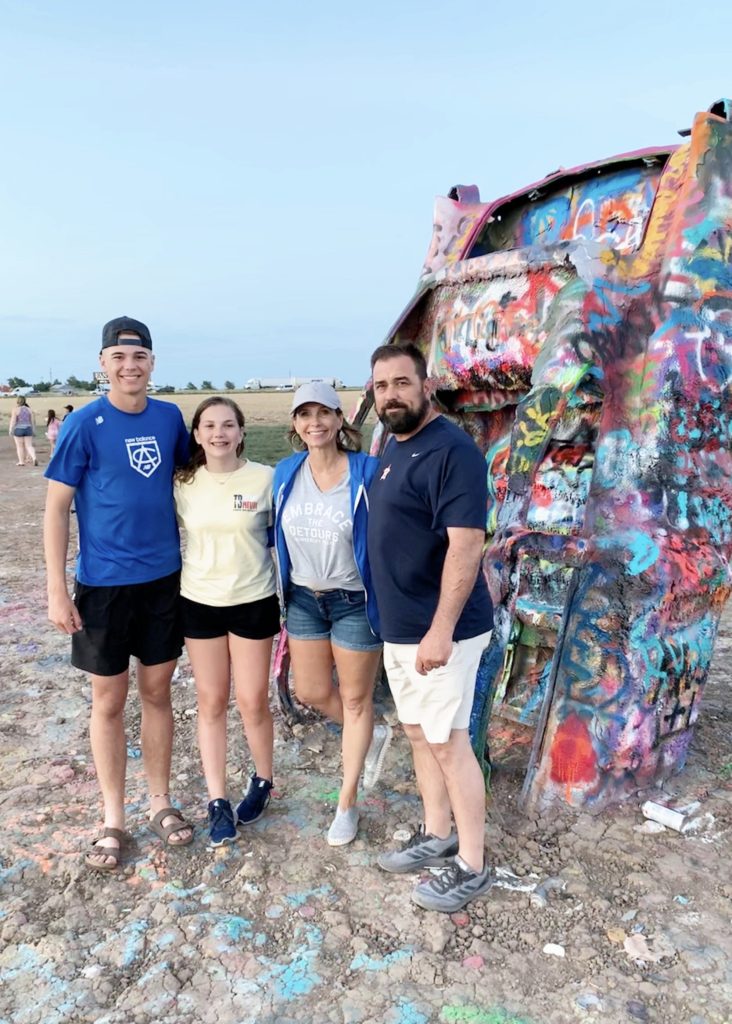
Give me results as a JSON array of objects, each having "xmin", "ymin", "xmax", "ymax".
[{"xmin": 174, "ymin": 460, "xmax": 276, "ymax": 607}]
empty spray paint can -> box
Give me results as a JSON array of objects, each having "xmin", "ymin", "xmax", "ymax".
[{"xmin": 641, "ymin": 800, "xmax": 686, "ymax": 832}]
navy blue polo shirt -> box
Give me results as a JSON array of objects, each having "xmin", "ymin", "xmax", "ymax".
[{"xmin": 367, "ymin": 416, "xmax": 493, "ymax": 644}]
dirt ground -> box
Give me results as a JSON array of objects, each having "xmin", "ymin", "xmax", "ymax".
[{"xmin": 0, "ymin": 433, "xmax": 730, "ymax": 1024}]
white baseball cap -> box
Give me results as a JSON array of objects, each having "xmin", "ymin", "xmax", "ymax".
[{"xmin": 291, "ymin": 381, "xmax": 341, "ymax": 413}]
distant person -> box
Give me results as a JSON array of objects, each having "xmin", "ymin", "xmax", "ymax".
[
  {"xmin": 174, "ymin": 397, "xmax": 280, "ymax": 847},
  {"xmin": 46, "ymin": 409, "xmax": 61, "ymax": 458},
  {"xmin": 63, "ymin": 404, "xmax": 74, "ymax": 420},
  {"xmin": 43, "ymin": 316, "xmax": 193, "ymax": 872},
  {"xmin": 9, "ymin": 396, "xmax": 37, "ymax": 466},
  {"xmin": 368, "ymin": 343, "xmax": 494, "ymax": 913},
  {"xmin": 273, "ymin": 382, "xmax": 388, "ymax": 847}
]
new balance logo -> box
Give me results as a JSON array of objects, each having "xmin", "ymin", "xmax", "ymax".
[{"xmin": 125, "ymin": 437, "xmax": 161, "ymax": 478}]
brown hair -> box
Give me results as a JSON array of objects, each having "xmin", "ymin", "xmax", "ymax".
[
  {"xmin": 175, "ymin": 396, "xmax": 245, "ymax": 484},
  {"xmin": 46, "ymin": 409, "xmax": 57, "ymax": 426},
  {"xmin": 16, "ymin": 396, "xmax": 28, "ymax": 407},
  {"xmin": 287, "ymin": 404, "xmax": 362, "ymax": 453}
]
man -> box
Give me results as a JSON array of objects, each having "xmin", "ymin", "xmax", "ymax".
[
  {"xmin": 62, "ymin": 404, "xmax": 74, "ymax": 419},
  {"xmin": 44, "ymin": 316, "xmax": 193, "ymax": 871},
  {"xmin": 367, "ymin": 342, "xmax": 494, "ymax": 912}
]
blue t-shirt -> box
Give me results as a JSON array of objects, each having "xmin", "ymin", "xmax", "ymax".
[
  {"xmin": 45, "ymin": 396, "xmax": 190, "ymax": 586},
  {"xmin": 367, "ymin": 416, "xmax": 493, "ymax": 644}
]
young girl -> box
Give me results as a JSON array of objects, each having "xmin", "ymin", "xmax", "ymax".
[
  {"xmin": 46, "ymin": 409, "xmax": 61, "ymax": 457},
  {"xmin": 174, "ymin": 397, "xmax": 280, "ymax": 846}
]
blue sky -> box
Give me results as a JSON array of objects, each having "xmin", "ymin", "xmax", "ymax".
[{"xmin": 1, "ymin": 0, "xmax": 730, "ymax": 387}]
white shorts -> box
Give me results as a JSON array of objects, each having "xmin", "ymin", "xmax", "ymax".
[{"xmin": 383, "ymin": 630, "xmax": 492, "ymax": 744}]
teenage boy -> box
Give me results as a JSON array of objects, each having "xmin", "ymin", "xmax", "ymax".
[{"xmin": 44, "ymin": 316, "xmax": 193, "ymax": 871}]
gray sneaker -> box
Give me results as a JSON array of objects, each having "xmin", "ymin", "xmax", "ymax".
[
  {"xmin": 362, "ymin": 722, "xmax": 393, "ymax": 790},
  {"xmin": 411, "ymin": 855, "xmax": 494, "ymax": 912},
  {"xmin": 377, "ymin": 824, "xmax": 458, "ymax": 874},
  {"xmin": 327, "ymin": 806, "xmax": 359, "ymax": 846}
]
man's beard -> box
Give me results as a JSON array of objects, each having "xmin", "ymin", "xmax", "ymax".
[{"xmin": 377, "ymin": 396, "xmax": 430, "ymax": 435}]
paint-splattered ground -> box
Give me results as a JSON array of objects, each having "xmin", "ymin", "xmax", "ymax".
[{"xmin": 1, "ymin": 437, "xmax": 730, "ymax": 1024}]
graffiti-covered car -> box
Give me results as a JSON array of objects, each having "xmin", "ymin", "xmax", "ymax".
[{"xmin": 355, "ymin": 99, "xmax": 732, "ymax": 810}]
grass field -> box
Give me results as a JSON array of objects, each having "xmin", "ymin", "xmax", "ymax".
[
  {"xmin": 243, "ymin": 423, "xmax": 292, "ymax": 464},
  {"xmin": 1, "ymin": 388, "xmax": 373, "ymax": 467}
]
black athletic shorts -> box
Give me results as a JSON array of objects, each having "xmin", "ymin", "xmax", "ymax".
[
  {"xmin": 71, "ymin": 571, "xmax": 183, "ymax": 676},
  {"xmin": 181, "ymin": 593, "xmax": 281, "ymax": 640}
]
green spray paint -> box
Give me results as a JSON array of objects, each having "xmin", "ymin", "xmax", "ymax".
[{"xmin": 440, "ymin": 1006, "xmax": 535, "ymax": 1024}]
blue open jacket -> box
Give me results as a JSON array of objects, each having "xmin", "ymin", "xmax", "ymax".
[{"xmin": 272, "ymin": 450, "xmax": 381, "ymax": 637}]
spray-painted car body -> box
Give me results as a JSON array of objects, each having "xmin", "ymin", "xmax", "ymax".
[{"xmin": 356, "ymin": 100, "xmax": 732, "ymax": 810}]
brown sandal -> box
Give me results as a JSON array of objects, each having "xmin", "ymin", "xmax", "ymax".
[
  {"xmin": 149, "ymin": 807, "xmax": 194, "ymax": 847},
  {"xmin": 85, "ymin": 827, "xmax": 125, "ymax": 872}
]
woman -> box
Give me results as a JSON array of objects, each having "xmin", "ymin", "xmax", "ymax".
[
  {"xmin": 174, "ymin": 397, "xmax": 280, "ymax": 847},
  {"xmin": 273, "ymin": 381, "xmax": 390, "ymax": 847},
  {"xmin": 9, "ymin": 397, "xmax": 37, "ymax": 466},
  {"xmin": 46, "ymin": 409, "xmax": 61, "ymax": 457}
]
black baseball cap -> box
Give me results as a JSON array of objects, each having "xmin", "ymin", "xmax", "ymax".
[{"xmin": 101, "ymin": 316, "xmax": 153, "ymax": 350}]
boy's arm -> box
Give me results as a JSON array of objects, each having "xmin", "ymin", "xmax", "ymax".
[{"xmin": 44, "ymin": 480, "xmax": 83, "ymax": 634}]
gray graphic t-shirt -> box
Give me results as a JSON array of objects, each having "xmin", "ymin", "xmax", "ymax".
[{"xmin": 283, "ymin": 461, "xmax": 362, "ymax": 591}]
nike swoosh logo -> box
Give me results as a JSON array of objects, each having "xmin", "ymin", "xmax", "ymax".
[{"xmin": 410, "ymin": 452, "xmax": 421, "ymax": 458}]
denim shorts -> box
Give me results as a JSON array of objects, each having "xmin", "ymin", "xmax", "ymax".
[{"xmin": 285, "ymin": 583, "xmax": 381, "ymax": 652}]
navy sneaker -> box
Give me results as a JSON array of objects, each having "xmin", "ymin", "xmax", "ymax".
[
  {"xmin": 207, "ymin": 799, "xmax": 237, "ymax": 847},
  {"xmin": 236, "ymin": 774, "xmax": 273, "ymax": 826}
]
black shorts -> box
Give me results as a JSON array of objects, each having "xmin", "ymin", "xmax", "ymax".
[
  {"xmin": 181, "ymin": 593, "xmax": 281, "ymax": 640},
  {"xmin": 72, "ymin": 571, "xmax": 183, "ymax": 677}
]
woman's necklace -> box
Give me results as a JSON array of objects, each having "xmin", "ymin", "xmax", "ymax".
[{"xmin": 207, "ymin": 460, "xmax": 245, "ymax": 486}]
